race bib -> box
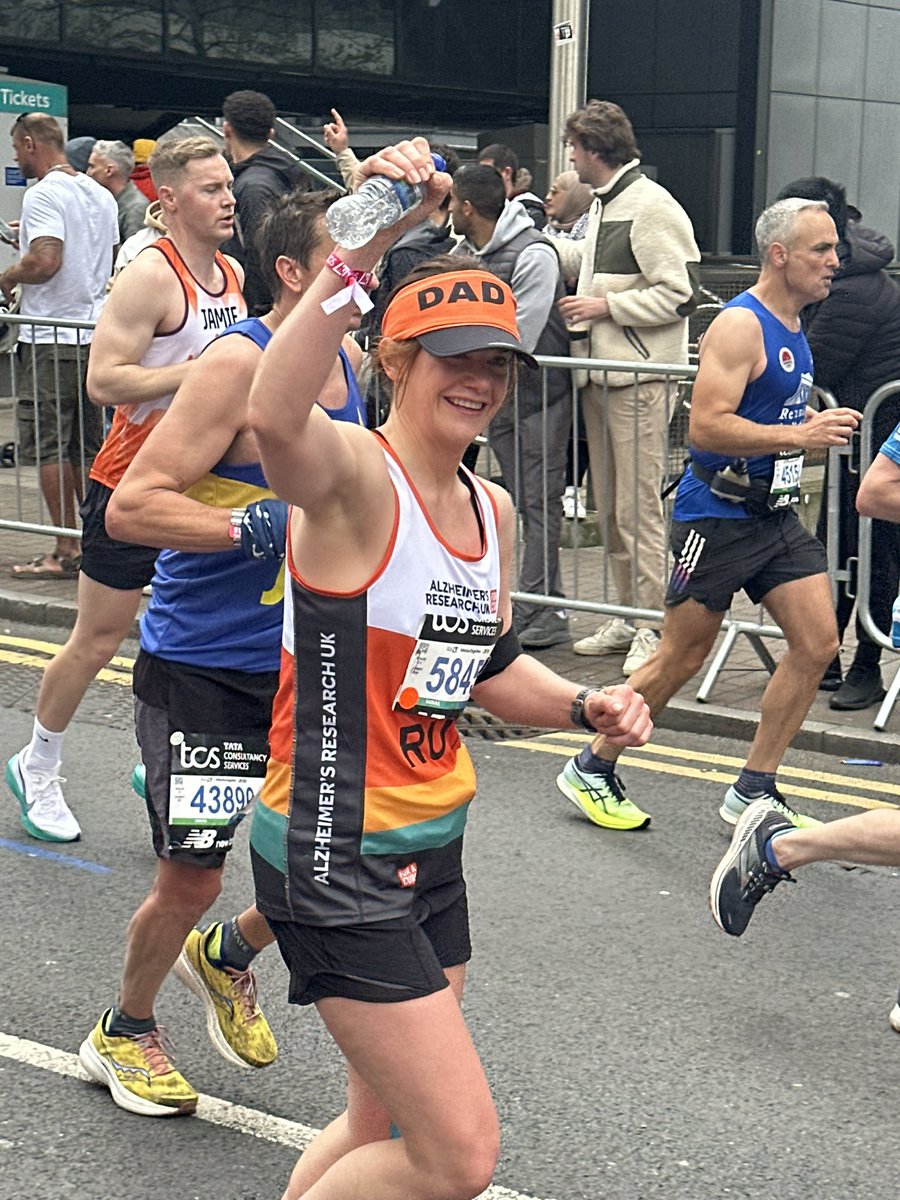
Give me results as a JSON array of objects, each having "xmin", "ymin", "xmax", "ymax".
[
  {"xmin": 393, "ymin": 612, "xmax": 502, "ymax": 720},
  {"xmin": 168, "ymin": 731, "xmax": 268, "ymax": 828},
  {"xmin": 768, "ymin": 450, "xmax": 804, "ymax": 510}
]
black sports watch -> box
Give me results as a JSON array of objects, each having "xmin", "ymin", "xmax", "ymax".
[{"xmin": 570, "ymin": 686, "xmax": 599, "ymax": 733}]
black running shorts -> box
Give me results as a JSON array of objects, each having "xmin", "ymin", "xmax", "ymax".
[
  {"xmin": 133, "ymin": 650, "xmax": 278, "ymax": 868},
  {"xmin": 79, "ymin": 479, "xmax": 160, "ymax": 591},
  {"xmin": 267, "ymin": 878, "xmax": 471, "ymax": 1006},
  {"xmin": 665, "ymin": 510, "xmax": 827, "ymax": 612}
]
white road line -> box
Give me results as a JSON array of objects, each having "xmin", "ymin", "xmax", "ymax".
[{"xmin": 0, "ymin": 1031, "xmax": 554, "ymax": 1200}]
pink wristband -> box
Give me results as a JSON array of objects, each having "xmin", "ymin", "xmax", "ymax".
[
  {"xmin": 322, "ymin": 251, "xmax": 375, "ymax": 316},
  {"xmin": 325, "ymin": 251, "xmax": 374, "ymax": 292}
]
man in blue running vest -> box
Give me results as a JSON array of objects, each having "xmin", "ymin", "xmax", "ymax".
[
  {"xmin": 557, "ymin": 197, "xmax": 862, "ymax": 833},
  {"xmin": 77, "ymin": 188, "xmax": 365, "ymax": 1119}
]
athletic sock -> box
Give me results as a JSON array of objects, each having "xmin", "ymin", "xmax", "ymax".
[
  {"xmin": 577, "ymin": 746, "xmax": 618, "ymax": 776},
  {"xmin": 205, "ymin": 917, "xmax": 256, "ymax": 973},
  {"xmin": 763, "ymin": 829, "xmax": 791, "ymax": 875},
  {"xmin": 105, "ymin": 1005, "xmax": 157, "ymax": 1037},
  {"xmin": 735, "ymin": 767, "xmax": 776, "ymax": 799},
  {"xmin": 24, "ymin": 719, "xmax": 65, "ymax": 773}
]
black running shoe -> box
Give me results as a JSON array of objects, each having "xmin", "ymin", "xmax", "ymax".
[{"xmin": 710, "ymin": 799, "xmax": 794, "ymax": 937}]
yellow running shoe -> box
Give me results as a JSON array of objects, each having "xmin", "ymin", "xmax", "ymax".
[
  {"xmin": 556, "ymin": 757, "xmax": 651, "ymax": 830},
  {"xmin": 173, "ymin": 925, "xmax": 277, "ymax": 1069},
  {"xmin": 78, "ymin": 1012, "xmax": 197, "ymax": 1117}
]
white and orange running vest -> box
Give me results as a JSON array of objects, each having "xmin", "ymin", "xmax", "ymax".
[
  {"xmin": 251, "ymin": 437, "xmax": 503, "ymax": 926},
  {"xmin": 90, "ymin": 236, "xmax": 244, "ymax": 490}
]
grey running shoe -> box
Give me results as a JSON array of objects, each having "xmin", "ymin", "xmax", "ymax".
[
  {"xmin": 710, "ymin": 799, "xmax": 794, "ymax": 937},
  {"xmin": 518, "ymin": 608, "xmax": 571, "ymax": 649},
  {"xmin": 720, "ymin": 783, "xmax": 821, "ymax": 830}
]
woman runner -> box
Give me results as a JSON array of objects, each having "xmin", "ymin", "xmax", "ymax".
[{"xmin": 248, "ymin": 138, "xmax": 652, "ymax": 1200}]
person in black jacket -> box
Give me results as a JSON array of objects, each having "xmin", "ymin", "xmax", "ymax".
[
  {"xmin": 777, "ymin": 177, "xmax": 900, "ymax": 709},
  {"xmin": 221, "ymin": 90, "xmax": 310, "ymax": 314}
]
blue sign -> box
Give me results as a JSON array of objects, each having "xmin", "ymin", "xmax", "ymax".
[{"xmin": 5, "ymin": 167, "xmax": 26, "ymax": 187}]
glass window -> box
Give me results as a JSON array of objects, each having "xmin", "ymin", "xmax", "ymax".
[
  {"xmin": 315, "ymin": 0, "xmax": 394, "ymax": 76},
  {"xmin": 167, "ymin": 0, "xmax": 312, "ymax": 66},
  {"xmin": 63, "ymin": 0, "xmax": 163, "ymax": 54},
  {"xmin": 0, "ymin": 0, "xmax": 61, "ymax": 44},
  {"xmin": 396, "ymin": 0, "xmax": 544, "ymax": 93}
]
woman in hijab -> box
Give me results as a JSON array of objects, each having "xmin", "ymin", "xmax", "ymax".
[{"xmin": 544, "ymin": 169, "xmax": 593, "ymax": 240}]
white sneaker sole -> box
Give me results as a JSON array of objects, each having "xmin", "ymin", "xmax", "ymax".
[
  {"xmin": 78, "ymin": 1035, "xmax": 195, "ymax": 1117},
  {"xmin": 889, "ymin": 1003, "xmax": 900, "ymax": 1033},
  {"xmin": 709, "ymin": 801, "xmax": 772, "ymax": 935},
  {"xmin": 172, "ymin": 947, "xmax": 252, "ymax": 1070},
  {"xmin": 572, "ymin": 641, "xmax": 634, "ymax": 657},
  {"xmin": 6, "ymin": 754, "xmax": 81, "ymax": 843},
  {"xmin": 718, "ymin": 801, "xmax": 741, "ymax": 827}
]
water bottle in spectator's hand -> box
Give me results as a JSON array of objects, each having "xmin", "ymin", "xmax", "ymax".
[
  {"xmin": 892, "ymin": 592, "xmax": 900, "ymax": 648},
  {"xmin": 326, "ymin": 154, "xmax": 446, "ymax": 249}
]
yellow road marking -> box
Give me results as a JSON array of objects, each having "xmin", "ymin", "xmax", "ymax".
[
  {"xmin": 542, "ymin": 732, "xmax": 900, "ymax": 796},
  {"xmin": 0, "ymin": 648, "xmax": 132, "ymax": 687},
  {"xmin": 498, "ymin": 738, "xmax": 900, "ymax": 813},
  {"xmin": 0, "ymin": 634, "xmax": 135, "ymax": 672}
]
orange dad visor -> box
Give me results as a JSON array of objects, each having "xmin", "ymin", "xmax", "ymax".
[{"xmin": 381, "ymin": 269, "xmax": 538, "ymax": 369}]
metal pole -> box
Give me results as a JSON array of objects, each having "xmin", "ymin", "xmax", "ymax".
[{"xmin": 547, "ymin": 0, "xmax": 590, "ymax": 183}]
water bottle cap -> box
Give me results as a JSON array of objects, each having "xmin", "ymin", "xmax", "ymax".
[{"xmin": 432, "ymin": 153, "xmax": 446, "ymax": 172}]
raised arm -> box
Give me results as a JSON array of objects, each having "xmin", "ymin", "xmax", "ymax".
[
  {"xmin": 107, "ymin": 332, "xmax": 262, "ymax": 551},
  {"xmin": 86, "ymin": 249, "xmax": 195, "ymax": 407},
  {"xmin": 689, "ymin": 306, "xmax": 861, "ymax": 456},
  {"xmin": 248, "ymin": 139, "xmax": 450, "ymax": 518}
]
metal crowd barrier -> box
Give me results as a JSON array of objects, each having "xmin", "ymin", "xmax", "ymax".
[
  {"xmin": 0, "ymin": 313, "xmax": 96, "ymax": 543},
  {"xmin": 852, "ymin": 381, "xmax": 900, "ymax": 731},
  {"xmin": 3, "ymin": 313, "xmax": 896, "ymax": 727},
  {"xmin": 491, "ymin": 350, "xmax": 805, "ymax": 705}
]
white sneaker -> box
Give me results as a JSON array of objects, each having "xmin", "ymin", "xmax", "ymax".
[
  {"xmin": 890, "ymin": 1003, "xmax": 900, "ymax": 1034},
  {"xmin": 562, "ymin": 486, "xmax": 587, "ymax": 521},
  {"xmin": 572, "ymin": 618, "xmax": 636, "ymax": 656},
  {"xmin": 6, "ymin": 750, "xmax": 81, "ymax": 842},
  {"xmin": 622, "ymin": 629, "xmax": 660, "ymax": 676}
]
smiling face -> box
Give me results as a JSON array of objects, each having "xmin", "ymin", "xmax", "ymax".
[{"xmin": 383, "ymin": 342, "xmax": 513, "ymax": 440}]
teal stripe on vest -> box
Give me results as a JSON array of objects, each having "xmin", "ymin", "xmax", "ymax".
[
  {"xmin": 360, "ymin": 802, "xmax": 470, "ymax": 856},
  {"xmin": 250, "ymin": 802, "xmax": 287, "ymax": 875}
]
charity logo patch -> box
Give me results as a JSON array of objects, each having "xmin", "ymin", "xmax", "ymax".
[
  {"xmin": 397, "ymin": 862, "xmax": 418, "ymax": 888},
  {"xmin": 779, "ymin": 347, "xmax": 795, "ymax": 372}
]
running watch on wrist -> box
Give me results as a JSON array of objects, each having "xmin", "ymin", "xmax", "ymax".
[{"xmin": 570, "ymin": 686, "xmax": 599, "ymax": 733}]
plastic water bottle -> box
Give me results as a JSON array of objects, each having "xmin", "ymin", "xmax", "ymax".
[
  {"xmin": 893, "ymin": 592, "xmax": 900, "ymax": 648},
  {"xmin": 326, "ymin": 154, "xmax": 446, "ymax": 249}
]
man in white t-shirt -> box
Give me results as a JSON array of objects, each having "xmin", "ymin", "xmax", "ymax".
[{"xmin": 0, "ymin": 113, "xmax": 118, "ymax": 577}]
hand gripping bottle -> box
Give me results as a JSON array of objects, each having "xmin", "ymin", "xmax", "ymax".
[{"xmin": 325, "ymin": 153, "xmax": 446, "ymax": 250}]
